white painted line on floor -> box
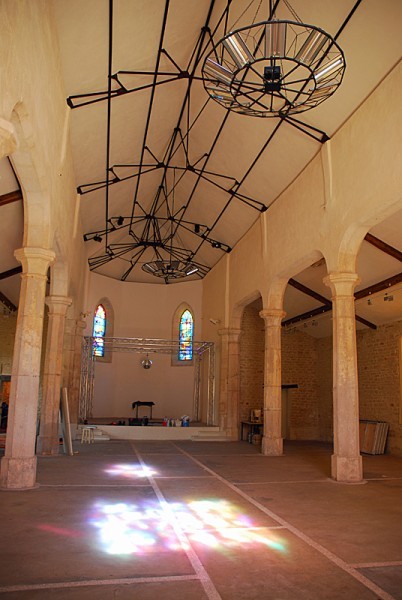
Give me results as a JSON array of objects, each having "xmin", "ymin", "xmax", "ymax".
[
  {"xmin": 0, "ymin": 574, "xmax": 199, "ymax": 594},
  {"xmin": 39, "ymin": 483, "xmax": 152, "ymax": 488},
  {"xmin": 235, "ymin": 479, "xmax": 329, "ymax": 485},
  {"xmin": 351, "ymin": 561, "xmax": 402, "ymax": 568},
  {"xmin": 175, "ymin": 444, "xmax": 397, "ymax": 600},
  {"xmin": 365, "ymin": 477, "xmax": 402, "ymax": 481},
  {"xmin": 154, "ymin": 475, "xmax": 214, "ymax": 479},
  {"xmin": 133, "ymin": 444, "xmax": 222, "ymax": 600}
]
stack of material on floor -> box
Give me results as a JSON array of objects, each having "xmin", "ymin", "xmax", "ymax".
[{"xmin": 359, "ymin": 420, "xmax": 389, "ymax": 454}]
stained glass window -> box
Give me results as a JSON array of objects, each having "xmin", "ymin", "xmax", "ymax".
[
  {"xmin": 93, "ymin": 304, "xmax": 106, "ymax": 357},
  {"xmin": 179, "ymin": 309, "xmax": 193, "ymax": 361}
]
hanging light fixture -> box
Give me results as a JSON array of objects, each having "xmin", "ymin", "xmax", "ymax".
[
  {"xmin": 141, "ymin": 354, "xmax": 153, "ymax": 369},
  {"xmin": 202, "ymin": 0, "xmax": 345, "ymax": 117},
  {"xmin": 142, "ymin": 260, "xmax": 199, "ymax": 280}
]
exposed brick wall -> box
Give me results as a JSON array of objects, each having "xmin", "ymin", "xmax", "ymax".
[
  {"xmin": 357, "ymin": 320, "xmax": 402, "ymax": 455},
  {"xmin": 0, "ymin": 314, "xmax": 17, "ymax": 403},
  {"xmin": 281, "ymin": 329, "xmax": 320, "ymax": 439},
  {"xmin": 239, "ymin": 305, "xmax": 264, "ymax": 422},
  {"xmin": 316, "ymin": 336, "xmax": 333, "ymax": 442},
  {"xmin": 0, "ymin": 314, "xmax": 17, "ymax": 377}
]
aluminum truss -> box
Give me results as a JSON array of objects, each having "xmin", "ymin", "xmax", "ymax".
[{"xmin": 79, "ymin": 336, "xmax": 215, "ymax": 424}]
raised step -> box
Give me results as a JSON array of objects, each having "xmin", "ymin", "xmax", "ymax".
[
  {"xmin": 93, "ymin": 424, "xmax": 224, "ymax": 441},
  {"xmin": 191, "ymin": 431, "xmax": 229, "ymax": 442}
]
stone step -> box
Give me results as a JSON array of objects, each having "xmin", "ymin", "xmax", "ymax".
[{"xmin": 190, "ymin": 431, "xmax": 228, "ymax": 442}]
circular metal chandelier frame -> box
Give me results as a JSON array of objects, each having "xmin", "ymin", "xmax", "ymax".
[
  {"xmin": 142, "ymin": 259, "xmax": 199, "ymax": 280},
  {"xmin": 202, "ymin": 20, "xmax": 346, "ymax": 117}
]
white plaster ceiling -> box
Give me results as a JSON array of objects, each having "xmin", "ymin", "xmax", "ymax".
[{"xmin": 0, "ymin": 0, "xmax": 401, "ymax": 336}]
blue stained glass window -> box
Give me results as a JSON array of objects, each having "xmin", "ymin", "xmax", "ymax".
[
  {"xmin": 93, "ymin": 304, "xmax": 106, "ymax": 357},
  {"xmin": 179, "ymin": 309, "xmax": 193, "ymax": 361}
]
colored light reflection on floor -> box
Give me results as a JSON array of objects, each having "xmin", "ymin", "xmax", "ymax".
[
  {"xmin": 89, "ymin": 498, "xmax": 286, "ymax": 556},
  {"xmin": 104, "ymin": 464, "xmax": 157, "ymax": 478}
]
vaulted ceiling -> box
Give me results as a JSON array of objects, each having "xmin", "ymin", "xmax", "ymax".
[{"xmin": 0, "ymin": 0, "xmax": 401, "ymax": 334}]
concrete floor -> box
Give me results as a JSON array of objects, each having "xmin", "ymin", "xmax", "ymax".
[{"xmin": 0, "ymin": 440, "xmax": 401, "ymax": 599}]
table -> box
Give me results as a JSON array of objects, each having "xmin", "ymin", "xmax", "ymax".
[
  {"xmin": 240, "ymin": 421, "xmax": 263, "ymax": 443},
  {"xmin": 132, "ymin": 401, "xmax": 155, "ymax": 419}
]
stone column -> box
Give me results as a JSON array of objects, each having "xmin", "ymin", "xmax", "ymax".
[
  {"xmin": 218, "ymin": 328, "xmax": 242, "ymax": 439},
  {"xmin": 1, "ymin": 247, "xmax": 55, "ymax": 489},
  {"xmin": 259, "ymin": 309, "xmax": 286, "ymax": 456},
  {"xmin": 37, "ymin": 295, "xmax": 72, "ymax": 455},
  {"xmin": 324, "ymin": 272, "xmax": 363, "ymax": 482}
]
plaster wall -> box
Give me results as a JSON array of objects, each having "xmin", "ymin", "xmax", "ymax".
[
  {"xmin": 85, "ymin": 273, "xmax": 203, "ymax": 420},
  {"xmin": 214, "ymin": 61, "xmax": 402, "ymax": 322},
  {"xmin": 0, "ymin": 1, "xmax": 87, "ymax": 312}
]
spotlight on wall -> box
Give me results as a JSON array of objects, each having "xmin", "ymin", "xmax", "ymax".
[
  {"xmin": 117, "ymin": 216, "xmax": 124, "ymax": 226},
  {"xmin": 93, "ymin": 234, "xmax": 102, "ymax": 243},
  {"xmin": 311, "ymin": 320, "xmax": 318, "ymax": 327},
  {"xmin": 367, "ymin": 298, "xmax": 373, "ymax": 306},
  {"xmin": 384, "ymin": 293, "xmax": 394, "ymax": 302}
]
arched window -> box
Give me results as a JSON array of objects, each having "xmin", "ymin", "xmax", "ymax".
[
  {"xmin": 93, "ymin": 304, "xmax": 106, "ymax": 357},
  {"xmin": 179, "ymin": 309, "xmax": 194, "ymax": 361}
]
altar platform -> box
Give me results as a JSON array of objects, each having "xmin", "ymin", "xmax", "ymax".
[{"xmin": 80, "ymin": 418, "xmax": 228, "ymax": 442}]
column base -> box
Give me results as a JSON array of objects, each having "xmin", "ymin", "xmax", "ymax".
[
  {"xmin": 331, "ymin": 453, "xmax": 363, "ymax": 483},
  {"xmin": 0, "ymin": 456, "xmax": 38, "ymax": 490},
  {"xmin": 36, "ymin": 435, "xmax": 60, "ymax": 456},
  {"xmin": 262, "ymin": 435, "xmax": 283, "ymax": 456}
]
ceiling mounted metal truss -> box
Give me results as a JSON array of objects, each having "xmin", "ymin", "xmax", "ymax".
[{"xmin": 68, "ymin": 0, "xmax": 359, "ymax": 283}]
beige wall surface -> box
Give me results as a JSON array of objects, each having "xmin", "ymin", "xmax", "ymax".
[
  {"xmin": 85, "ymin": 273, "xmax": 204, "ymax": 420},
  {"xmin": 204, "ymin": 61, "xmax": 402, "ymax": 325},
  {"xmin": 0, "ymin": 1, "xmax": 87, "ymax": 311},
  {"xmin": 202, "ymin": 60, "xmax": 402, "ymax": 454}
]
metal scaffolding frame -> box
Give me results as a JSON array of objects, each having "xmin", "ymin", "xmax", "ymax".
[{"xmin": 79, "ymin": 336, "xmax": 215, "ymax": 425}]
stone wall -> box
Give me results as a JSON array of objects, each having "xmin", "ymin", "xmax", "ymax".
[
  {"xmin": 316, "ymin": 336, "xmax": 333, "ymax": 442},
  {"xmin": 239, "ymin": 316, "xmax": 402, "ymax": 454},
  {"xmin": 0, "ymin": 314, "xmax": 17, "ymax": 378},
  {"xmin": 357, "ymin": 320, "xmax": 402, "ymax": 455},
  {"xmin": 239, "ymin": 304, "xmax": 264, "ymax": 422},
  {"xmin": 281, "ymin": 329, "xmax": 320, "ymax": 440}
]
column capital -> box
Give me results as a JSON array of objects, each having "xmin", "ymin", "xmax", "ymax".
[
  {"xmin": 45, "ymin": 295, "xmax": 72, "ymax": 315},
  {"xmin": 14, "ymin": 247, "xmax": 55, "ymax": 277},
  {"xmin": 323, "ymin": 272, "xmax": 360, "ymax": 297},
  {"xmin": 259, "ymin": 308, "xmax": 286, "ymax": 323},
  {"xmin": 218, "ymin": 327, "xmax": 242, "ymax": 339}
]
